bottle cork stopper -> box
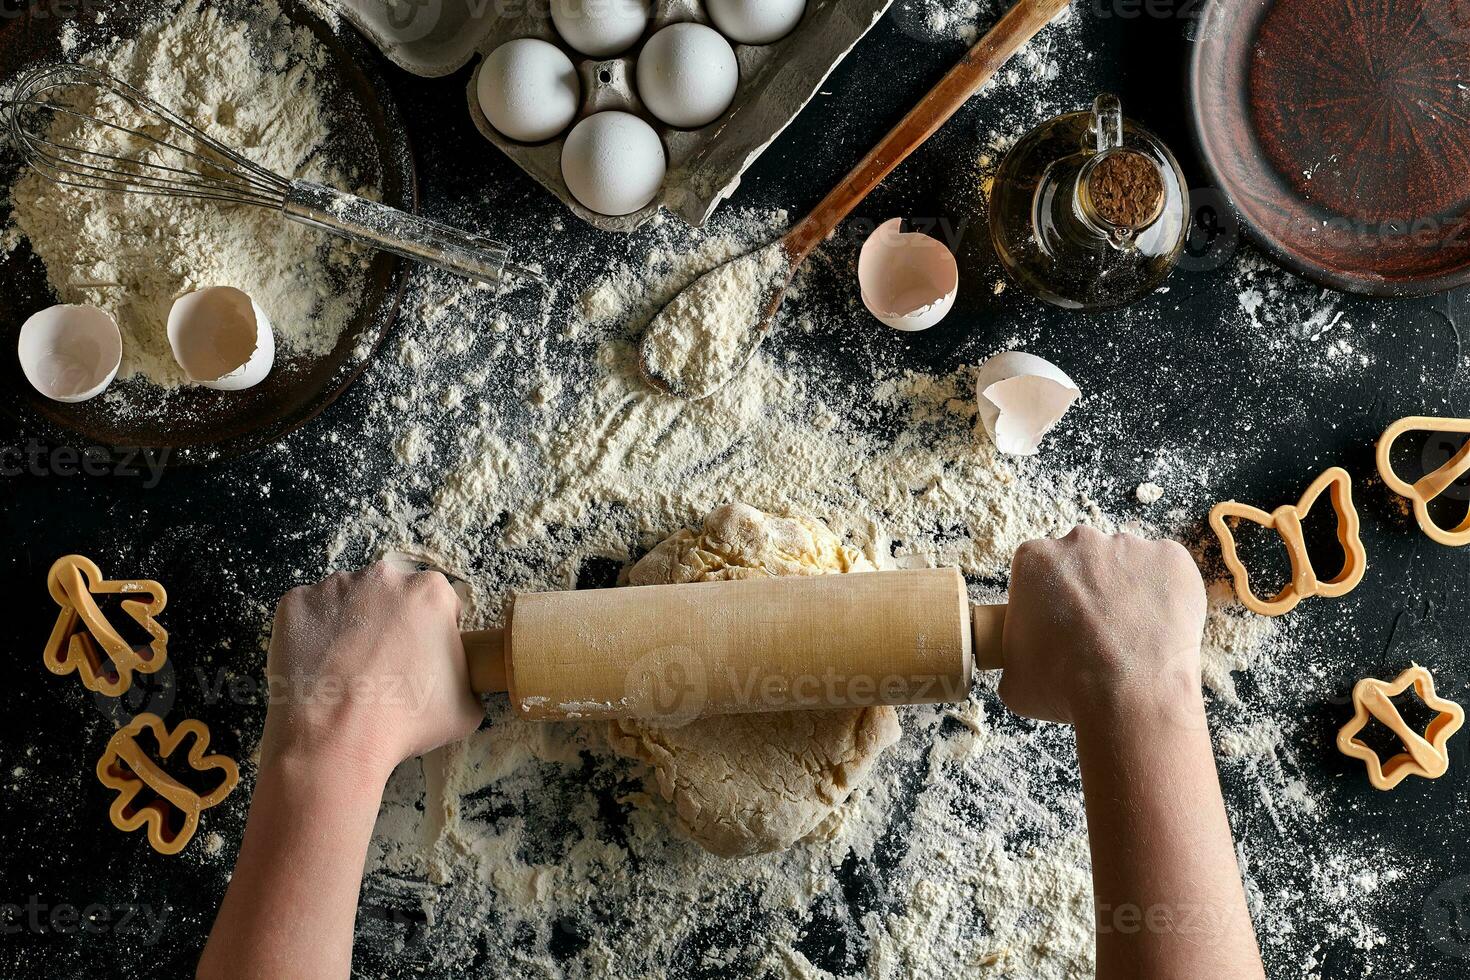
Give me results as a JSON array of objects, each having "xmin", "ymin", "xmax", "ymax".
[
  {"xmin": 1338, "ymin": 665, "xmax": 1464, "ymax": 791},
  {"xmin": 1209, "ymin": 466, "xmax": 1367, "ymax": 617},
  {"xmin": 44, "ymin": 555, "xmax": 168, "ymax": 696},
  {"xmin": 95, "ymin": 713, "xmax": 239, "ymax": 855},
  {"xmin": 1084, "ymin": 149, "xmax": 1165, "ymax": 230},
  {"xmin": 1376, "ymin": 415, "xmax": 1470, "ymax": 547}
]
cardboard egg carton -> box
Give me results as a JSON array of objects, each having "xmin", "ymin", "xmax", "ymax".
[{"xmin": 330, "ymin": 0, "xmax": 894, "ymax": 231}]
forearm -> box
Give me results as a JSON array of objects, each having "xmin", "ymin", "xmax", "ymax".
[
  {"xmin": 1075, "ymin": 696, "xmax": 1264, "ymax": 979},
  {"xmin": 197, "ymin": 748, "xmax": 388, "ymax": 980}
]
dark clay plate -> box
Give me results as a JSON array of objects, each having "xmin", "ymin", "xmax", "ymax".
[
  {"xmin": 0, "ymin": 0, "xmax": 413, "ymax": 462},
  {"xmin": 1190, "ymin": 0, "xmax": 1470, "ymax": 296}
]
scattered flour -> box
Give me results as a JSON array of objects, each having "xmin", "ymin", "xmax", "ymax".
[{"xmin": 1231, "ymin": 252, "xmax": 1375, "ymax": 379}]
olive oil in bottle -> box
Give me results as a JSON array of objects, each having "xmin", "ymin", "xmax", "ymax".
[{"xmin": 989, "ymin": 94, "xmax": 1188, "ymax": 311}]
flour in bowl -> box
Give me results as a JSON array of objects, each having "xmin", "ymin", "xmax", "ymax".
[{"xmin": 5, "ymin": 0, "xmax": 372, "ymax": 389}]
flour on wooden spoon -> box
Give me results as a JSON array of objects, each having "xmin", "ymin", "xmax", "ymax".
[{"xmin": 637, "ymin": 242, "xmax": 789, "ymax": 398}]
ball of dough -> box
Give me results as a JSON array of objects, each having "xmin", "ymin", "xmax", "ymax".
[
  {"xmin": 477, "ymin": 39, "xmax": 580, "ymax": 143},
  {"xmin": 635, "ymin": 23, "xmax": 739, "ymax": 129},
  {"xmin": 606, "ymin": 502, "xmax": 901, "ymax": 858},
  {"xmin": 707, "ymin": 0, "xmax": 807, "ymax": 44}
]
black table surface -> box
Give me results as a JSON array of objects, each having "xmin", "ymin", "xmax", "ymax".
[{"xmin": 5, "ymin": 3, "xmax": 1470, "ymax": 978}]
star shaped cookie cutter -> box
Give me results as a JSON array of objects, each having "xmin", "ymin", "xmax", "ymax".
[
  {"xmin": 95, "ymin": 713, "xmax": 239, "ymax": 855},
  {"xmin": 44, "ymin": 555, "xmax": 168, "ymax": 696},
  {"xmin": 1208, "ymin": 466, "xmax": 1367, "ymax": 617},
  {"xmin": 1376, "ymin": 415, "xmax": 1470, "ymax": 547},
  {"xmin": 1337, "ymin": 665, "xmax": 1464, "ymax": 791}
]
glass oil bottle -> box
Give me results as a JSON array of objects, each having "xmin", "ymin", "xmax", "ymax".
[{"xmin": 989, "ymin": 94, "xmax": 1189, "ymax": 311}]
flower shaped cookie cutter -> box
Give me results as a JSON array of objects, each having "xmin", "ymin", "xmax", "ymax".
[
  {"xmin": 96, "ymin": 713, "xmax": 239, "ymax": 854},
  {"xmin": 44, "ymin": 555, "xmax": 168, "ymax": 696},
  {"xmin": 1376, "ymin": 415, "xmax": 1470, "ymax": 547},
  {"xmin": 1209, "ymin": 466, "xmax": 1367, "ymax": 617},
  {"xmin": 1337, "ymin": 664, "xmax": 1464, "ymax": 791}
]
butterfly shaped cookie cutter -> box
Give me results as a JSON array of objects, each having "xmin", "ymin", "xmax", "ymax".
[
  {"xmin": 1376, "ymin": 415, "xmax": 1470, "ymax": 547},
  {"xmin": 44, "ymin": 555, "xmax": 168, "ymax": 696},
  {"xmin": 1337, "ymin": 664, "xmax": 1464, "ymax": 791},
  {"xmin": 96, "ymin": 713, "xmax": 239, "ymax": 854},
  {"xmin": 1209, "ymin": 466, "xmax": 1367, "ymax": 617}
]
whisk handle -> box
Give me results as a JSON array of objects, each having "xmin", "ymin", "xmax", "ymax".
[{"xmin": 284, "ymin": 182, "xmax": 533, "ymax": 288}]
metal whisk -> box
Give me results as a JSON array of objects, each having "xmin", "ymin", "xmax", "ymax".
[{"xmin": 1, "ymin": 63, "xmax": 545, "ymax": 289}]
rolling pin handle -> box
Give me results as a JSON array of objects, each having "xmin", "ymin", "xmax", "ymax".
[
  {"xmin": 464, "ymin": 629, "xmax": 508, "ymax": 695},
  {"xmin": 971, "ymin": 604, "xmax": 1006, "ymax": 672}
]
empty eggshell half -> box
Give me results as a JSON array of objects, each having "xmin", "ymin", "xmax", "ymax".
[
  {"xmin": 18, "ymin": 304, "xmax": 122, "ymax": 403},
  {"xmin": 974, "ymin": 350, "xmax": 1080, "ymax": 456},
  {"xmin": 167, "ymin": 286, "xmax": 275, "ymax": 391},
  {"xmin": 858, "ymin": 218, "xmax": 959, "ymax": 331}
]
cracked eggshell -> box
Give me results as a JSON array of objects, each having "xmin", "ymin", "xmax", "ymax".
[
  {"xmin": 974, "ymin": 350, "xmax": 1080, "ymax": 456},
  {"xmin": 18, "ymin": 305, "xmax": 122, "ymax": 403},
  {"xmin": 858, "ymin": 218, "xmax": 958, "ymax": 331},
  {"xmin": 167, "ymin": 286, "xmax": 275, "ymax": 391}
]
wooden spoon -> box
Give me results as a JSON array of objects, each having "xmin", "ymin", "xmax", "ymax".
[{"xmin": 638, "ymin": 0, "xmax": 1074, "ymax": 400}]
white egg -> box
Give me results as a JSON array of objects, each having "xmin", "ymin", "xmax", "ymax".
[
  {"xmin": 551, "ymin": 0, "xmax": 650, "ymax": 57},
  {"xmin": 636, "ymin": 24, "xmax": 739, "ymax": 129},
  {"xmin": 560, "ymin": 111, "xmax": 666, "ymax": 216},
  {"xmin": 477, "ymin": 38, "xmax": 581, "ymax": 143},
  {"xmin": 707, "ymin": 0, "xmax": 807, "ymax": 44}
]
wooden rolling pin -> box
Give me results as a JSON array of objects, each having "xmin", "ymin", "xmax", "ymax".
[{"xmin": 463, "ymin": 568, "xmax": 1005, "ymax": 722}]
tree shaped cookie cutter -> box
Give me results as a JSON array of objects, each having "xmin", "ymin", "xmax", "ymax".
[
  {"xmin": 1376, "ymin": 415, "xmax": 1470, "ymax": 547},
  {"xmin": 44, "ymin": 554, "xmax": 168, "ymax": 696},
  {"xmin": 1208, "ymin": 466, "xmax": 1367, "ymax": 617},
  {"xmin": 96, "ymin": 713, "xmax": 239, "ymax": 855},
  {"xmin": 1337, "ymin": 665, "xmax": 1464, "ymax": 791}
]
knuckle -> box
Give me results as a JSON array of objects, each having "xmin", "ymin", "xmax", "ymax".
[
  {"xmin": 1013, "ymin": 538, "xmax": 1044, "ymax": 567},
  {"xmin": 1160, "ymin": 538, "xmax": 1199, "ymax": 571},
  {"xmin": 420, "ymin": 573, "xmax": 460, "ymax": 608}
]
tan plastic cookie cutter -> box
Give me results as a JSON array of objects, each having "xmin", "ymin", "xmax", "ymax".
[
  {"xmin": 96, "ymin": 713, "xmax": 239, "ymax": 855},
  {"xmin": 44, "ymin": 555, "xmax": 168, "ymax": 696},
  {"xmin": 1376, "ymin": 416, "xmax": 1470, "ymax": 547},
  {"xmin": 1337, "ymin": 664, "xmax": 1465, "ymax": 791},
  {"xmin": 1209, "ymin": 466, "xmax": 1367, "ymax": 617}
]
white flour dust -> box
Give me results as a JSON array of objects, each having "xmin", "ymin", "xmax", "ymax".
[{"xmin": 1231, "ymin": 252, "xmax": 1374, "ymax": 379}]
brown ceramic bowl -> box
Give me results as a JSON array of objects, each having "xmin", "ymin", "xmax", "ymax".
[
  {"xmin": 1190, "ymin": 0, "xmax": 1470, "ymax": 296},
  {"xmin": 0, "ymin": 0, "xmax": 413, "ymax": 462}
]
